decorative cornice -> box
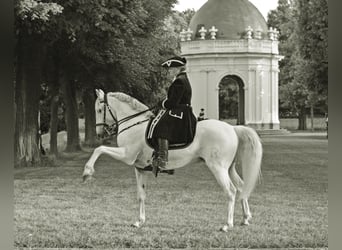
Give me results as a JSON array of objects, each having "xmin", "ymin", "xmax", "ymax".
[
  {"xmin": 181, "ymin": 39, "xmax": 279, "ymax": 56},
  {"xmin": 180, "ymin": 26, "xmax": 279, "ymax": 42}
]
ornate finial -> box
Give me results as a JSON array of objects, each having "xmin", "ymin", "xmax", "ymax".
[
  {"xmin": 185, "ymin": 28, "xmax": 193, "ymax": 41},
  {"xmin": 180, "ymin": 29, "xmax": 187, "ymax": 42},
  {"xmin": 245, "ymin": 26, "xmax": 253, "ymax": 39},
  {"xmin": 254, "ymin": 28, "xmax": 262, "ymax": 39},
  {"xmin": 273, "ymin": 28, "xmax": 279, "ymax": 41},
  {"xmin": 268, "ymin": 27, "xmax": 275, "ymax": 40},
  {"xmin": 198, "ymin": 26, "xmax": 207, "ymax": 40},
  {"xmin": 209, "ymin": 26, "xmax": 218, "ymax": 39}
]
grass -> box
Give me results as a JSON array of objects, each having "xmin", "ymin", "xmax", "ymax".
[
  {"xmin": 279, "ymin": 117, "xmax": 327, "ymax": 130},
  {"xmin": 14, "ymin": 133, "xmax": 328, "ymax": 249}
]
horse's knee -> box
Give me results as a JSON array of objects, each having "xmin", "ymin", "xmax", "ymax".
[
  {"xmin": 94, "ymin": 145, "xmax": 104, "ymax": 153},
  {"xmin": 137, "ymin": 186, "xmax": 146, "ymax": 200},
  {"xmin": 137, "ymin": 192, "xmax": 145, "ymax": 201}
]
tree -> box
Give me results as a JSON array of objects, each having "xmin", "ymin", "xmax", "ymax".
[
  {"xmin": 295, "ymin": 0, "xmax": 328, "ymax": 103},
  {"xmin": 292, "ymin": 0, "xmax": 328, "ymax": 129},
  {"xmin": 268, "ymin": 0, "xmax": 298, "ymax": 118},
  {"xmin": 14, "ymin": 0, "xmax": 64, "ymax": 166},
  {"xmin": 14, "ymin": 0, "xmax": 185, "ymax": 164},
  {"xmin": 267, "ymin": 0, "xmax": 328, "ymax": 130},
  {"xmin": 181, "ymin": 8, "xmax": 196, "ymax": 25},
  {"xmin": 42, "ymin": 47, "xmax": 63, "ymax": 157},
  {"xmin": 219, "ymin": 78, "xmax": 239, "ymax": 120}
]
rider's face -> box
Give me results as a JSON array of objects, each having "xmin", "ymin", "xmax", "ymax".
[{"xmin": 168, "ymin": 67, "xmax": 180, "ymax": 78}]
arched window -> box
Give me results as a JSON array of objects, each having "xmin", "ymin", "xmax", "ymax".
[{"xmin": 218, "ymin": 75, "xmax": 245, "ymax": 125}]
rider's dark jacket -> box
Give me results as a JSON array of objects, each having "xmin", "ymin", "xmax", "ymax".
[{"xmin": 147, "ymin": 71, "xmax": 197, "ymax": 145}]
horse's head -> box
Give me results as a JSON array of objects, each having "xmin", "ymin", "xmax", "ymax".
[{"xmin": 95, "ymin": 89, "xmax": 118, "ymax": 138}]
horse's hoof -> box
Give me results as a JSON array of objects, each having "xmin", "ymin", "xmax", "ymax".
[
  {"xmin": 241, "ymin": 221, "xmax": 250, "ymax": 226},
  {"xmin": 131, "ymin": 221, "xmax": 142, "ymax": 228},
  {"xmin": 220, "ymin": 225, "xmax": 232, "ymax": 232},
  {"xmin": 82, "ymin": 175, "xmax": 93, "ymax": 183},
  {"xmin": 241, "ymin": 216, "xmax": 251, "ymax": 226}
]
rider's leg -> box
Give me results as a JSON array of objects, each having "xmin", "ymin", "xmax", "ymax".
[{"xmin": 152, "ymin": 138, "xmax": 169, "ymax": 176}]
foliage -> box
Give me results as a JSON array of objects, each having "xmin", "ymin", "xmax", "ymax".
[
  {"xmin": 39, "ymin": 83, "xmax": 66, "ymax": 134},
  {"xmin": 181, "ymin": 8, "xmax": 196, "ymax": 25},
  {"xmin": 16, "ymin": 0, "xmax": 63, "ymax": 22},
  {"xmin": 15, "ymin": 0, "xmax": 63, "ymax": 35},
  {"xmin": 295, "ymin": 0, "xmax": 328, "ymax": 101},
  {"xmin": 219, "ymin": 78, "xmax": 239, "ymax": 119},
  {"xmin": 267, "ymin": 0, "xmax": 328, "ymax": 120},
  {"xmin": 15, "ymin": 0, "xmax": 188, "ymax": 156}
]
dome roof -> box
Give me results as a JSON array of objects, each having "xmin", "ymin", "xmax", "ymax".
[{"xmin": 189, "ymin": 0, "xmax": 268, "ymax": 40}]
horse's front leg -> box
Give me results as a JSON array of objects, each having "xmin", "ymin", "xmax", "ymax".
[
  {"xmin": 132, "ymin": 167, "xmax": 147, "ymax": 228},
  {"xmin": 82, "ymin": 145, "xmax": 127, "ymax": 181}
]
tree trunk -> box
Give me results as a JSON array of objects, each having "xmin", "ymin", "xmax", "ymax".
[
  {"xmin": 49, "ymin": 55, "xmax": 61, "ymax": 157},
  {"xmin": 310, "ymin": 105, "xmax": 314, "ymax": 132},
  {"xmin": 83, "ymin": 89, "xmax": 97, "ymax": 146},
  {"xmin": 50, "ymin": 95, "xmax": 60, "ymax": 156},
  {"xmin": 297, "ymin": 106, "xmax": 307, "ymax": 130},
  {"xmin": 14, "ymin": 33, "xmax": 44, "ymax": 167},
  {"xmin": 61, "ymin": 73, "xmax": 81, "ymax": 152}
]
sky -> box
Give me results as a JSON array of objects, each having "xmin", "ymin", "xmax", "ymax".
[{"xmin": 173, "ymin": 0, "xmax": 278, "ymax": 20}]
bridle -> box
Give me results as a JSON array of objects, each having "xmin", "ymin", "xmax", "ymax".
[
  {"xmin": 95, "ymin": 93, "xmax": 155, "ymax": 139},
  {"xmin": 95, "ymin": 93, "xmax": 118, "ymax": 139}
]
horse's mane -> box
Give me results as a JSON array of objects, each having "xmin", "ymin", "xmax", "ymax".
[{"xmin": 108, "ymin": 92, "xmax": 153, "ymax": 115}]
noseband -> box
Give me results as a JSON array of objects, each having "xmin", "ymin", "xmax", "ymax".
[
  {"xmin": 96, "ymin": 93, "xmax": 156, "ymax": 139},
  {"xmin": 96, "ymin": 93, "xmax": 119, "ymax": 139}
]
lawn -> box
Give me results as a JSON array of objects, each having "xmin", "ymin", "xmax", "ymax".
[{"xmin": 14, "ymin": 133, "xmax": 328, "ymax": 249}]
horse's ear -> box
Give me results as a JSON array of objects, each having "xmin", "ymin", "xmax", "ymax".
[{"xmin": 95, "ymin": 89, "xmax": 105, "ymax": 100}]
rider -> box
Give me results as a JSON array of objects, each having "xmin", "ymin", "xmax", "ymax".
[
  {"xmin": 151, "ymin": 56, "xmax": 194, "ymax": 176},
  {"xmin": 198, "ymin": 108, "xmax": 205, "ymax": 121}
]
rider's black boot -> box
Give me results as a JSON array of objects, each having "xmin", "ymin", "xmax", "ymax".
[{"xmin": 152, "ymin": 138, "xmax": 169, "ymax": 177}]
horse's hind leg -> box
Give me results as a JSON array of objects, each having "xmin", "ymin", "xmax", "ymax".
[
  {"xmin": 132, "ymin": 167, "xmax": 147, "ymax": 228},
  {"xmin": 209, "ymin": 164, "xmax": 237, "ymax": 232},
  {"xmin": 228, "ymin": 163, "xmax": 252, "ymax": 226},
  {"xmin": 241, "ymin": 198, "xmax": 252, "ymax": 225}
]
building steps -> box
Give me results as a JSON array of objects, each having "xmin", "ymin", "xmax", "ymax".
[{"xmin": 255, "ymin": 128, "xmax": 291, "ymax": 136}]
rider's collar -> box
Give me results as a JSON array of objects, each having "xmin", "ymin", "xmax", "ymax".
[{"xmin": 177, "ymin": 70, "xmax": 187, "ymax": 76}]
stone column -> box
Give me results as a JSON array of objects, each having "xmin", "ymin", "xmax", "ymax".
[
  {"xmin": 270, "ymin": 65, "xmax": 280, "ymax": 129},
  {"xmin": 256, "ymin": 65, "xmax": 263, "ymax": 128},
  {"xmin": 200, "ymin": 68, "xmax": 217, "ymax": 119},
  {"xmin": 246, "ymin": 67, "xmax": 256, "ymax": 125}
]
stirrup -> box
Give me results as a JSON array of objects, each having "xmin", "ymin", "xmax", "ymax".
[
  {"xmin": 152, "ymin": 157, "xmax": 168, "ymax": 177},
  {"xmin": 152, "ymin": 158, "xmax": 160, "ymax": 177}
]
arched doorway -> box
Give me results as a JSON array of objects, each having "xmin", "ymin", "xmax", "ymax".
[{"xmin": 218, "ymin": 75, "xmax": 245, "ymax": 125}]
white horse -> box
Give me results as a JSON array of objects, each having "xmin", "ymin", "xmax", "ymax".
[{"xmin": 82, "ymin": 89, "xmax": 262, "ymax": 232}]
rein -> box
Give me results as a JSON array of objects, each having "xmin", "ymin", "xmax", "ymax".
[
  {"xmin": 118, "ymin": 118, "xmax": 150, "ymax": 135},
  {"xmin": 96, "ymin": 93, "xmax": 155, "ymax": 138}
]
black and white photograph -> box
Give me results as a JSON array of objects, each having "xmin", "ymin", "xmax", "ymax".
[{"xmin": 13, "ymin": 0, "xmax": 328, "ymax": 249}]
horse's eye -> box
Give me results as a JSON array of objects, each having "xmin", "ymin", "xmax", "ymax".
[{"xmin": 98, "ymin": 109, "xmax": 102, "ymax": 113}]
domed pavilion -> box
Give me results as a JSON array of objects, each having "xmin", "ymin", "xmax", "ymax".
[{"xmin": 180, "ymin": 0, "xmax": 282, "ymax": 129}]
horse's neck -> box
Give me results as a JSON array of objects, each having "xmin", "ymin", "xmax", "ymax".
[
  {"xmin": 110, "ymin": 99, "xmax": 148, "ymax": 146},
  {"xmin": 110, "ymin": 99, "xmax": 147, "ymax": 125},
  {"xmin": 109, "ymin": 99, "xmax": 131, "ymax": 120}
]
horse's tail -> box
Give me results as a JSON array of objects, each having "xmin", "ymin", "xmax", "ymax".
[{"xmin": 233, "ymin": 126, "xmax": 262, "ymax": 200}]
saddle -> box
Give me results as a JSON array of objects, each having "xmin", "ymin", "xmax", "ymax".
[{"xmin": 145, "ymin": 116, "xmax": 197, "ymax": 150}]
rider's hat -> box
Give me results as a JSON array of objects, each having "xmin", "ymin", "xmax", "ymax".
[{"xmin": 161, "ymin": 56, "xmax": 187, "ymax": 68}]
